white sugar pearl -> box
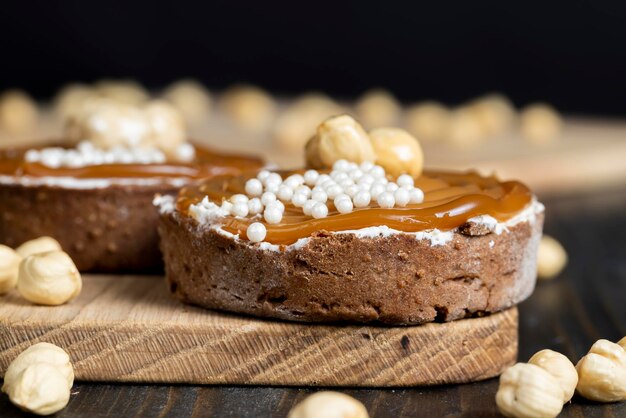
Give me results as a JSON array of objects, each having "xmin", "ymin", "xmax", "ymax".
[
  {"xmin": 311, "ymin": 189, "xmax": 328, "ymax": 203},
  {"xmin": 277, "ymin": 185, "xmax": 294, "ymax": 202},
  {"xmin": 326, "ymin": 185, "xmax": 343, "ymax": 199},
  {"xmin": 257, "ymin": 170, "xmax": 271, "ymax": 181},
  {"xmin": 370, "ymin": 165, "xmax": 386, "ymax": 178},
  {"xmin": 332, "ymin": 159, "xmax": 350, "ymax": 172},
  {"xmin": 353, "ymin": 191, "xmax": 371, "ymax": 208},
  {"xmin": 370, "ymin": 183, "xmax": 386, "ymax": 199},
  {"xmin": 284, "ymin": 174, "xmax": 304, "ymax": 188},
  {"xmin": 334, "ymin": 193, "xmax": 350, "ymax": 203},
  {"xmin": 360, "ymin": 161, "xmax": 374, "ymax": 172},
  {"xmin": 304, "ymin": 169, "xmax": 319, "ymax": 186},
  {"xmin": 331, "ymin": 172, "xmax": 349, "ymax": 182},
  {"xmin": 291, "ymin": 193, "xmax": 308, "ymax": 207},
  {"xmin": 339, "ymin": 179, "xmax": 355, "ymax": 189},
  {"xmin": 264, "ymin": 172, "xmax": 282, "ymax": 185},
  {"xmin": 358, "ymin": 174, "xmax": 374, "ymax": 185},
  {"xmin": 377, "ymin": 191, "xmax": 395, "ymax": 208},
  {"xmin": 348, "ymin": 169, "xmax": 363, "ymax": 181},
  {"xmin": 231, "ymin": 202, "xmax": 249, "ymax": 217},
  {"xmin": 409, "ymin": 188, "xmax": 425, "ymax": 204},
  {"xmin": 335, "ymin": 197, "xmax": 353, "ymax": 214},
  {"xmin": 347, "ymin": 162, "xmax": 359, "ymax": 172},
  {"xmin": 261, "ymin": 192, "xmax": 277, "ymax": 206},
  {"xmin": 386, "ymin": 183, "xmax": 399, "ymax": 192},
  {"xmin": 230, "ymin": 194, "xmax": 249, "ymax": 204},
  {"xmin": 272, "ymin": 200, "xmax": 285, "ymax": 211},
  {"xmin": 221, "ymin": 201, "xmax": 233, "ymax": 213},
  {"xmin": 244, "ymin": 179, "xmax": 263, "ymax": 196},
  {"xmin": 248, "ymin": 198, "xmax": 263, "ymax": 215},
  {"xmin": 311, "ymin": 202, "xmax": 329, "ymax": 219},
  {"xmin": 344, "ymin": 184, "xmax": 360, "ymax": 197},
  {"xmin": 303, "ymin": 199, "xmax": 317, "ymax": 216},
  {"xmin": 247, "ymin": 222, "xmax": 267, "ymax": 243},
  {"xmin": 394, "ymin": 188, "xmax": 410, "ymax": 207},
  {"xmin": 397, "ymin": 174, "xmax": 414, "ymax": 187},
  {"xmin": 315, "ymin": 174, "xmax": 331, "ymax": 185},
  {"xmin": 263, "ymin": 205, "xmax": 283, "ymax": 224},
  {"xmin": 295, "ymin": 185, "xmax": 311, "ymax": 198},
  {"xmin": 265, "ymin": 183, "xmax": 279, "ymax": 194}
]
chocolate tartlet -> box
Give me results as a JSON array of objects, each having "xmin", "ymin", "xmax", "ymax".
[
  {"xmin": 157, "ymin": 165, "xmax": 544, "ymax": 325},
  {"xmin": 0, "ymin": 143, "xmax": 262, "ymax": 272}
]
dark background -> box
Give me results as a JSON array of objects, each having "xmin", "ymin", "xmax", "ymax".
[{"xmin": 3, "ymin": 1, "xmax": 626, "ymax": 115}]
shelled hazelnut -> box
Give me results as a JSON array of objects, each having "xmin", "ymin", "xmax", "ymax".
[
  {"xmin": 17, "ymin": 251, "xmax": 82, "ymax": 306},
  {"xmin": 0, "ymin": 244, "xmax": 22, "ymax": 294},
  {"xmin": 53, "ymin": 84, "xmax": 97, "ymax": 120},
  {"xmin": 575, "ymin": 339, "xmax": 626, "ymax": 402},
  {"xmin": 220, "ymin": 84, "xmax": 276, "ymax": 132},
  {"xmin": 143, "ymin": 100, "xmax": 187, "ymax": 155},
  {"xmin": 355, "ymin": 88, "xmax": 401, "ymax": 129},
  {"xmin": 305, "ymin": 115, "xmax": 375, "ymax": 169},
  {"xmin": 2, "ymin": 342, "xmax": 74, "ymax": 416},
  {"xmin": 162, "ymin": 79, "xmax": 212, "ymax": 126},
  {"xmin": 445, "ymin": 107, "xmax": 486, "ymax": 148},
  {"xmin": 369, "ymin": 127, "xmax": 424, "ymax": 178},
  {"xmin": 287, "ymin": 391, "xmax": 369, "ymax": 418},
  {"xmin": 528, "ymin": 349, "xmax": 578, "ymax": 403},
  {"xmin": 520, "ymin": 103, "xmax": 563, "ymax": 145},
  {"xmin": 405, "ymin": 101, "xmax": 450, "ymax": 142},
  {"xmin": 537, "ymin": 235, "xmax": 568, "ymax": 279},
  {"xmin": 94, "ymin": 79, "xmax": 149, "ymax": 106},
  {"xmin": 466, "ymin": 94, "xmax": 516, "ymax": 137},
  {"xmin": 0, "ymin": 89, "xmax": 39, "ymax": 135},
  {"xmin": 15, "ymin": 237, "xmax": 62, "ymax": 259}
]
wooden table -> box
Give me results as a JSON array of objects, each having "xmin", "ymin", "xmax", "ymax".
[{"xmin": 1, "ymin": 187, "xmax": 625, "ymax": 417}]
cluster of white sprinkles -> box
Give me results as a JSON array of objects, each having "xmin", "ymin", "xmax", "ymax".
[{"xmin": 190, "ymin": 159, "xmax": 425, "ymax": 244}]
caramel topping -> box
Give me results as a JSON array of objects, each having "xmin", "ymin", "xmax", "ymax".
[
  {"xmin": 177, "ymin": 170, "xmax": 534, "ymax": 245},
  {"xmin": 0, "ymin": 142, "xmax": 262, "ymax": 179}
]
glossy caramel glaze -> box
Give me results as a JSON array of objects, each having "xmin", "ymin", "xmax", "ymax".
[
  {"xmin": 177, "ymin": 170, "xmax": 534, "ymax": 245},
  {"xmin": 0, "ymin": 142, "xmax": 263, "ymax": 179}
]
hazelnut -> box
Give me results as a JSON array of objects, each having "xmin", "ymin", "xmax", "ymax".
[
  {"xmin": 0, "ymin": 244, "xmax": 22, "ymax": 294},
  {"xmin": 220, "ymin": 84, "xmax": 276, "ymax": 132},
  {"xmin": 537, "ymin": 235, "xmax": 568, "ymax": 280},
  {"xmin": 354, "ymin": 88, "xmax": 401, "ymax": 129},
  {"xmin": 619, "ymin": 337, "xmax": 626, "ymax": 350},
  {"xmin": 0, "ymin": 89, "xmax": 39, "ymax": 135},
  {"xmin": 445, "ymin": 107, "xmax": 487, "ymax": 148},
  {"xmin": 466, "ymin": 94, "xmax": 516, "ymax": 137},
  {"xmin": 405, "ymin": 101, "xmax": 450, "ymax": 142},
  {"xmin": 94, "ymin": 79, "xmax": 149, "ymax": 106},
  {"xmin": 2, "ymin": 343, "xmax": 73, "ymax": 416},
  {"xmin": 17, "ymin": 251, "xmax": 82, "ymax": 306},
  {"xmin": 15, "ymin": 236, "xmax": 62, "ymax": 259},
  {"xmin": 305, "ymin": 115, "xmax": 376, "ymax": 169},
  {"xmin": 65, "ymin": 99, "xmax": 152, "ymax": 149},
  {"xmin": 274, "ymin": 93, "xmax": 344, "ymax": 151},
  {"xmin": 528, "ymin": 349, "xmax": 578, "ymax": 403},
  {"xmin": 369, "ymin": 128, "xmax": 424, "ymax": 178},
  {"xmin": 496, "ymin": 363, "xmax": 564, "ymax": 418},
  {"xmin": 287, "ymin": 391, "xmax": 369, "ymax": 418},
  {"xmin": 575, "ymin": 339, "xmax": 626, "ymax": 402},
  {"xmin": 520, "ymin": 103, "xmax": 563, "ymax": 145},
  {"xmin": 143, "ymin": 100, "xmax": 187, "ymax": 155},
  {"xmin": 53, "ymin": 84, "xmax": 97, "ymax": 120},
  {"xmin": 162, "ymin": 79, "xmax": 212, "ymax": 127}
]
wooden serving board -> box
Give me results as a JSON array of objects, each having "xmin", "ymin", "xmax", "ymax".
[{"xmin": 0, "ymin": 275, "xmax": 517, "ymax": 387}]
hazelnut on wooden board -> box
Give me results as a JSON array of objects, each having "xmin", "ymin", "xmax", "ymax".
[
  {"xmin": 2, "ymin": 343, "xmax": 74, "ymax": 416},
  {"xmin": 220, "ymin": 84, "xmax": 276, "ymax": 132},
  {"xmin": 162, "ymin": 79, "xmax": 212, "ymax": 126},
  {"xmin": 15, "ymin": 237, "xmax": 62, "ymax": 259},
  {"xmin": 0, "ymin": 89, "xmax": 39, "ymax": 135},
  {"xmin": 305, "ymin": 115, "xmax": 376, "ymax": 169},
  {"xmin": 496, "ymin": 363, "xmax": 564, "ymax": 418},
  {"xmin": 355, "ymin": 88, "xmax": 401, "ymax": 129},
  {"xmin": 528, "ymin": 349, "xmax": 578, "ymax": 403},
  {"xmin": 466, "ymin": 94, "xmax": 516, "ymax": 138},
  {"xmin": 287, "ymin": 391, "xmax": 369, "ymax": 418},
  {"xmin": 17, "ymin": 251, "xmax": 82, "ymax": 306},
  {"xmin": 369, "ymin": 128, "xmax": 424, "ymax": 178},
  {"xmin": 94, "ymin": 79, "xmax": 149, "ymax": 106},
  {"xmin": 405, "ymin": 101, "xmax": 450, "ymax": 142},
  {"xmin": 575, "ymin": 339, "xmax": 626, "ymax": 402},
  {"xmin": 537, "ymin": 235, "xmax": 568, "ymax": 279},
  {"xmin": 0, "ymin": 244, "xmax": 22, "ymax": 294},
  {"xmin": 445, "ymin": 107, "xmax": 486, "ymax": 148},
  {"xmin": 520, "ymin": 103, "xmax": 563, "ymax": 145}
]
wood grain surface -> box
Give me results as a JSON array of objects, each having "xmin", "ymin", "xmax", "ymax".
[
  {"xmin": 0, "ymin": 277, "xmax": 517, "ymax": 386},
  {"xmin": 0, "ymin": 184, "xmax": 625, "ymax": 417}
]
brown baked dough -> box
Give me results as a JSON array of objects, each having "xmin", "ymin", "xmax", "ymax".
[
  {"xmin": 0, "ymin": 182, "xmax": 179, "ymax": 272},
  {"xmin": 158, "ymin": 210, "xmax": 543, "ymax": 325}
]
